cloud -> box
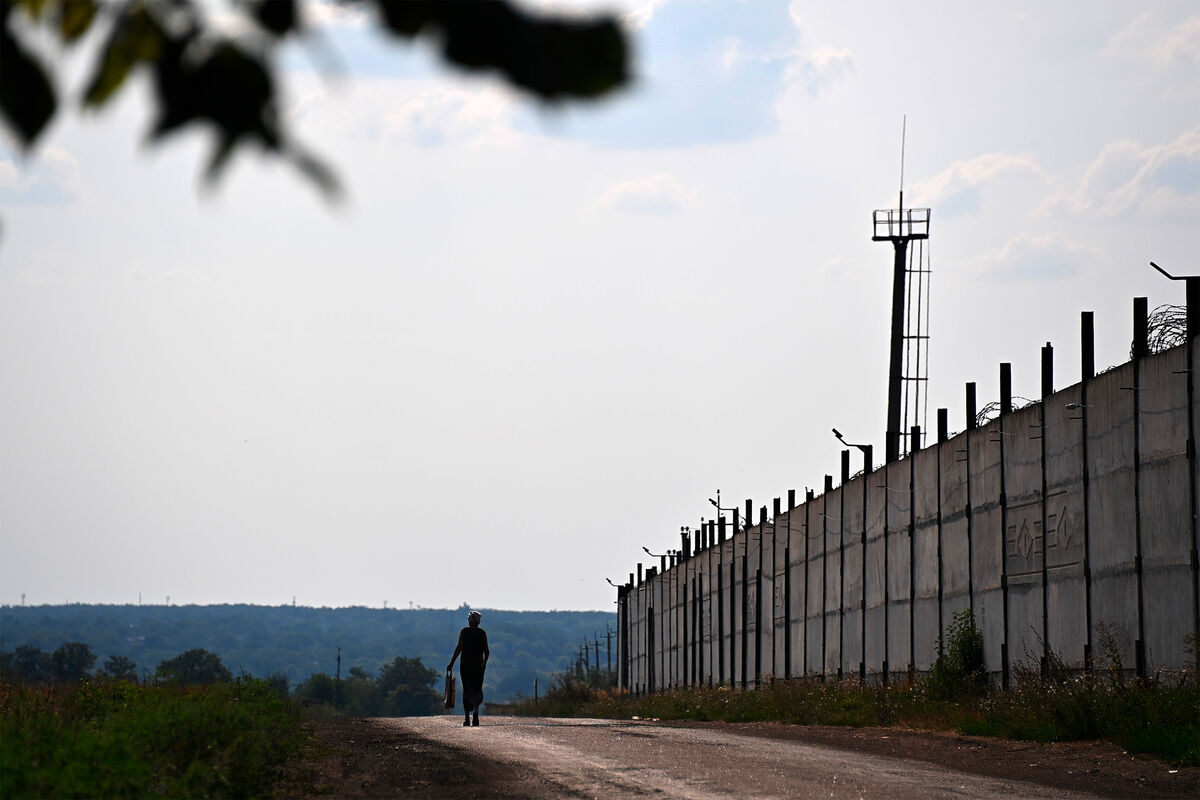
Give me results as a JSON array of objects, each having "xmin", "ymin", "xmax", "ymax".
[
  {"xmin": 971, "ymin": 233, "xmax": 1101, "ymax": 282},
  {"xmin": 597, "ymin": 173, "xmax": 698, "ymax": 215},
  {"xmin": 623, "ymin": 0, "xmax": 672, "ymax": 31},
  {"xmin": 908, "ymin": 153, "xmax": 1041, "ymax": 216},
  {"xmin": 1105, "ymin": 12, "xmax": 1200, "ymax": 65},
  {"xmin": 1152, "ymin": 15, "xmax": 1200, "ymax": 64},
  {"xmin": 785, "ymin": 45, "xmax": 855, "ymax": 98},
  {"xmin": 292, "ymin": 81, "xmax": 523, "ymax": 149},
  {"xmin": 0, "ymin": 146, "xmax": 80, "ymax": 206},
  {"xmin": 528, "ymin": 0, "xmax": 852, "ymax": 148},
  {"xmin": 1039, "ymin": 125, "xmax": 1200, "ymax": 217}
]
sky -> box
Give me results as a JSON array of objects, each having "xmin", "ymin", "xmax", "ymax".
[{"xmin": 2, "ymin": 0, "xmax": 1198, "ymax": 612}]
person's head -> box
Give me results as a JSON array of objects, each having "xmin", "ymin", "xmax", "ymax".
[{"xmin": 468, "ymin": 611, "xmax": 482, "ymax": 628}]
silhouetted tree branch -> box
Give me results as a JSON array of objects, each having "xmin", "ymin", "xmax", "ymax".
[{"xmin": 0, "ymin": 0, "xmax": 631, "ymax": 196}]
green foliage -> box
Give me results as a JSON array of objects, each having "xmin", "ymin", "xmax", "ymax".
[
  {"xmin": 962, "ymin": 669, "xmax": 1200, "ymax": 765},
  {"xmin": 294, "ymin": 656, "xmax": 440, "ymax": 717},
  {"xmin": 928, "ymin": 609, "xmax": 986, "ymax": 700},
  {"xmin": 99, "ymin": 654, "xmax": 138, "ymax": 682},
  {"xmin": 1, "ymin": 677, "xmax": 307, "ymax": 798},
  {"xmin": 0, "ymin": 0, "xmax": 629, "ymax": 194},
  {"xmin": 155, "ymin": 649, "xmax": 232, "ymax": 685},
  {"xmin": 51, "ymin": 642, "xmax": 97, "ymax": 683}
]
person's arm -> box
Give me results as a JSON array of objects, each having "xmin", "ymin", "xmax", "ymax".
[
  {"xmin": 447, "ymin": 630, "xmax": 463, "ymax": 671},
  {"xmin": 482, "ymin": 631, "xmax": 490, "ymax": 670}
]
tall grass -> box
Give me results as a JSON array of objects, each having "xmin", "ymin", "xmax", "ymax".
[{"xmin": 1, "ymin": 678, "xmax": 307, "ymax": 798}]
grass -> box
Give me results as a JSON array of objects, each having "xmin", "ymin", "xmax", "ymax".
[{"xmin": 1, "ymin": 678, "xmax": 309, "ymax": 798}]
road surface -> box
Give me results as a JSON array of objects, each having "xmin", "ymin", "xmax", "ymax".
[{"xmin": 383, "ymin": 716, "xmax": 1104, "ymax": 799}]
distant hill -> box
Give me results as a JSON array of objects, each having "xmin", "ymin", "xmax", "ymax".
[{"xmin": 0, "ymin": 604, "xmax": 616, "ymax": 702}]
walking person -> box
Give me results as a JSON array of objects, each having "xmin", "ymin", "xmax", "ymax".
[{"xmin": 448, "ymin": 610, "xmax": 489, "ymax": 726}]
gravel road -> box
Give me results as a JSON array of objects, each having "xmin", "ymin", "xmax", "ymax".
[{"xmin": 384, "ymin": 716, "xmax": 1104, "ymax": 799}]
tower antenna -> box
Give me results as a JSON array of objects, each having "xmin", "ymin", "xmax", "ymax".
[{"xmin": 899, "ymin": 114, "xmax": 907, "ymax": 205}]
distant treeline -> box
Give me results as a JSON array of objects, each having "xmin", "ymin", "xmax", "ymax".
[{"xmin": 0, "ymin": 604, "xmax": 615, "ymax": 701}]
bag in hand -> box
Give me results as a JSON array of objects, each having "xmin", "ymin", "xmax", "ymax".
[{"xmin": 444, "ymin": 671, "xmax": 456, "ymax": 709}]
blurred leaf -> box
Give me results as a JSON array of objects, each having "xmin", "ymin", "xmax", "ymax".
[
  {"xmin": 56, "ymin": 0, "xmax": 97, "ymax": 42},
  {"xmin": 373, "ymin": 0, "xmax": 628, "ymax": 100},
  {"xmin": 14, "ymin": 0, "xmax": 49, "ymax": 21},
  {"xmin": 288, "ymin": 146, "xmax": 341, "ymax": 200},
  {"xmin": 250, "ymin": 0, "xmax": 296, "ymax": 37},
  {"xmin": 83, "ymin": 3, "xmax": 164, "ymax": 107},
  {"xmin": 0, "ymin": 1, "xmax": 57, "ymax": 146}
]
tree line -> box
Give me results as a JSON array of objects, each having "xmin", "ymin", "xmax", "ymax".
[
  {"xmin": 1, "ymin": 603, "xmax": 615, "ymax": 701},
  {"xmin": 1, "ymin": 639, "xmax": 444, "ymax": 717}
]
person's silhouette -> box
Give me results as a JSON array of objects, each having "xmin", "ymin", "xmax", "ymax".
[{"xmin": 448, "ymin": 610, "xmax": 489, "ymax": 726}]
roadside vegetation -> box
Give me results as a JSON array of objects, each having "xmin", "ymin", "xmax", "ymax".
[
  {"xmin": 513, "ymin": 612, "xmax": 1200, "ymax": 766},
  {"xmin": 1, "ymin": 663, "xmax": 306, "ymax": 797},
  {"xmin": 1, "ymin": 639, "xmax": 451, "ymax": 797}
]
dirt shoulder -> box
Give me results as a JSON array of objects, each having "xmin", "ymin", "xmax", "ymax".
[
  {"xmin": 289, "ymin": 716, "xmax": 1197, "ymax": 799},
  {"xmin": 286, "ymin": 716, "xmax": 569, "ymax": 799},
  {"xmin": 659, "ymin": 719, "xmax": 1197, "ymax": 800}
]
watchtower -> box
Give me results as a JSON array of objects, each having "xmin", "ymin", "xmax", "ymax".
[{"xmin": 872, "ymin": 122, "xmax": 931, "ymax": 462}]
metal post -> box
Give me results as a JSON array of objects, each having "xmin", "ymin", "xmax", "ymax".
[
  {"xmin": 1133, "ymin": 297, "xmax": 1148, "ymax": 677},
  {"xmin": 1081, "ymin": 312, "xmax": 1095, "ymax": 380},
  {"xmin": 887, "ymin": 239, "xmax": 910, "ymax": 464}
]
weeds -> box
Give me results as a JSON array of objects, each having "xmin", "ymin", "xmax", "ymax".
[{"xmin": 1, "ymin": 677, "xmax": 306, "ymax": 798}]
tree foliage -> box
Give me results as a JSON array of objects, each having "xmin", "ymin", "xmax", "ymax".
[
  {"xmin": 294, "ymin": 655, "xmax": 440, "ymax": 716},
  {"xmin": 155, "ymin": 647, "xmax": 233, "ymax": 684},
  {"xmin": 0, "ymin": 0, "xmax": 630, "ymax": 194}
]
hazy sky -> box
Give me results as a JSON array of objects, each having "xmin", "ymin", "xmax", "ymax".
[{"xmin": 2, "ymin": 0, "xmax": 1198, "ymax": 611}]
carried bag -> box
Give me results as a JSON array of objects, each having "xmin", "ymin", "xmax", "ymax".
[{"xmin": 443, "ymin": 671, "xmax": 456, "ymax": 709}]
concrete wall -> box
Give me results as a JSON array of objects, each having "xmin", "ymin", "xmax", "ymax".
[{"xmin": 619, "ymin": 340, "xmax": 1200, "ymax": 689}]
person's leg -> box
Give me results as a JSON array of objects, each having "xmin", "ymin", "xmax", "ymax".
[{"xmin": 462, "ymin": 673, "xmax": 471, "ymax": 724}]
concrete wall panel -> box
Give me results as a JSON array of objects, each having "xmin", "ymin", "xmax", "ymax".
[
  {"xmin": 1004, "ymin": 403, "xmax": 1046, "ymax": 669},
  {"xmin": 1043, "ymin": 383, "xmax": 1087, "ymax": 667},
  {"xmin": 843, "ymin": 473, "xmax": 866, "ymax": 675},
  {"xmin": 968, "ymin": 425, "xmax": 1005, "ymax": 680},
  {"xmin": 804, "ymin": 500, "xmax": 824, "ymax": 675},
  {"xmin": 1138, "ymin": 347, "xmax": 1194, "ymax": 670},
  {"xmin": 1087, "ymin": 363, "xmax": 1139, "ymax": 671},
  {"xmin": 940, "ymin": 430, "xmax": 972, "ymax": 635},
  {"xmin": 864, "ymin": 475, "xmax": 887, "ymax": 676},
  {"xmin": 913, "ymin": 445, "xmax": 941, "ymax": 671},
  {"xmin": 824, "ymin": 486, "xmax": 844, "ymax": 676},
  {"xmin": 786, "ymin": 511, "xmax": 806, "ymax": 679},
  {"xmin": 886, "ymin": 459, "xmax": 912, "ymax": 674}
]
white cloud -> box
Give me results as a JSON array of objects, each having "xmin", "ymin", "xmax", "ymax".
[
  {"xmin": 623, "ymin": 0, "xmax": 672, "ymax": 31},
  {"xmin": 0, "ymin": 146, "xmax": 80, "ymax": 206},
  {"xmin": 1039, "ymin": 125, "xmax": 1200, "ymax": 217},
  {"xmin": 1105, "ymin": 11, "xmax": 1200, "ymax": 65},
  {"xmin": 972, "ymin": 233, "xmax": 1102, "ymax": 282},
  {"xmin": 781, "ymin": 6, "xmax": 854, "ymax": 97},
  {"xmin": 292, "ymin": 80, "xmax": 524, "ymax": 149},
  {"xmin": 785, "ymin": 45, "xmax": 855, "ymax": 97},
  {"xmin": 720, "ymin": 36, "xmax": 746, "ymax": 73},
  {"xmin": 597, "ymin": 173, "xmax": 697, "ymax": 215},
  {"xmin": 908, "ymin": 153, "xmax": 1041, "ymax": 216},
  {"xmin": 1152, "ymin": 15, "xmax": 1200, "ymax": 65}
]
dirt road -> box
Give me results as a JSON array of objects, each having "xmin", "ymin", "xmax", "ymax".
[{"xmin": 300, "ymin": 715, "xmax": 1197, "ymax": 799}]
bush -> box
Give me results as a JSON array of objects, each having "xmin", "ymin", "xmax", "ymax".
[{"xmin": 927, "ymin": 609, "xmax": 985, "ymax": 700}]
